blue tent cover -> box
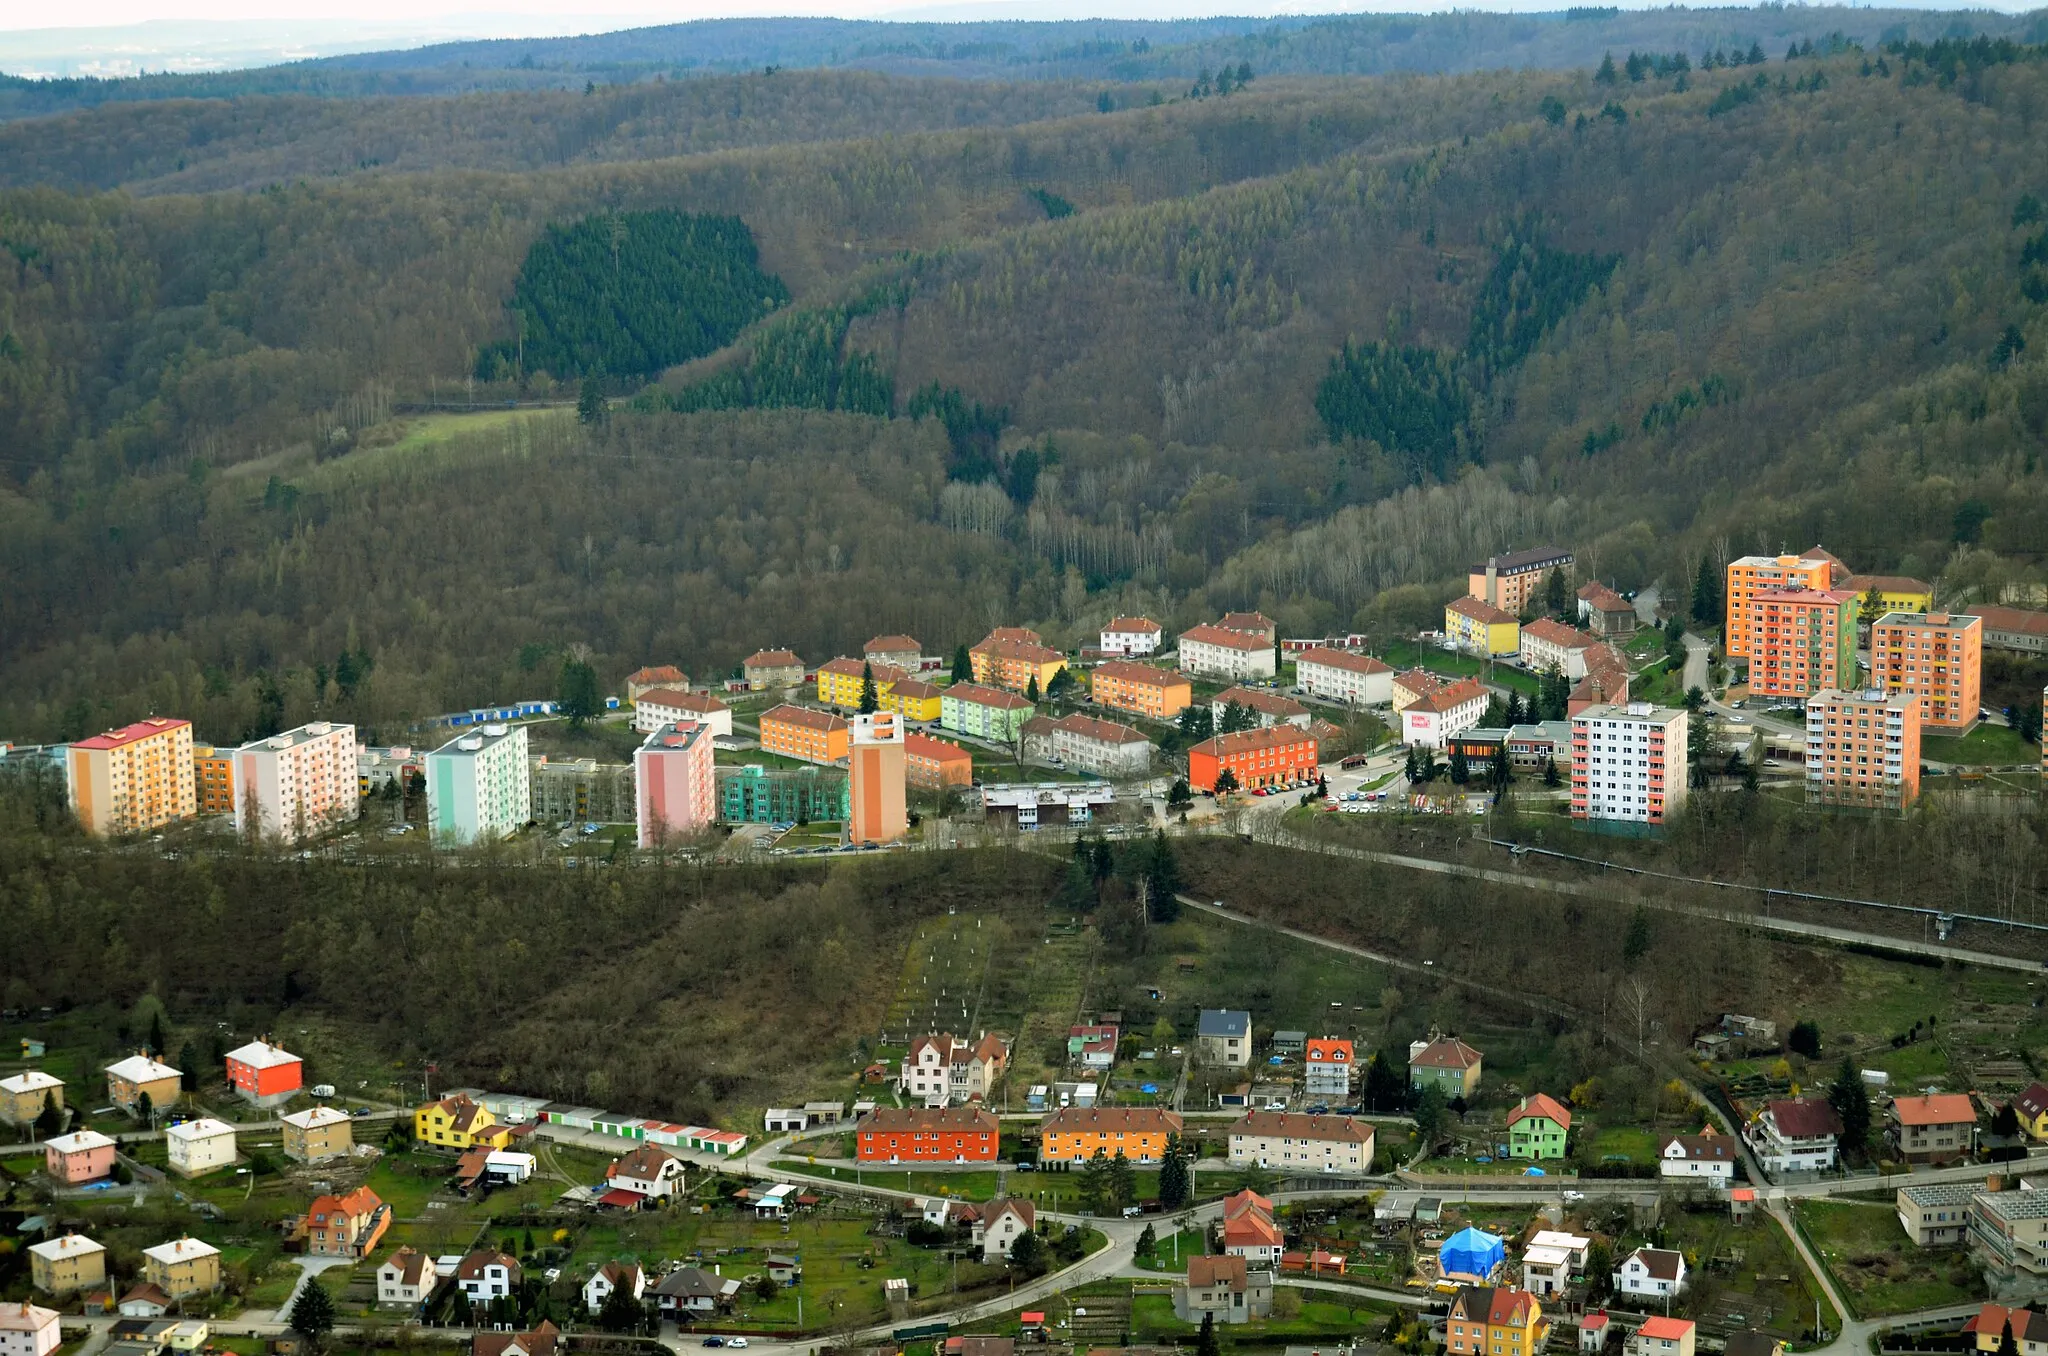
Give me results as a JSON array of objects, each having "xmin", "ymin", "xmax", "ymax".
[{"xmin": 1439, "ymin": 1226, "xmax": 1506, "ymax": 1280}]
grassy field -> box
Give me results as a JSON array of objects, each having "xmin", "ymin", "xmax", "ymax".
[
  {"xmin": 768, "ymin": 1159, "xmax": 1219, "ymax": 1210},
  {"xmin": 1793, "ymin": 1199, "xmax": 1984, "ymax": 1317},
  {"xmin": 1584, "ymin": 1124, "xmax": 1662, "ymax": 1165},
  {"xmin": 716, "ymin": 747, "xmax": 815, "ymax": 771},
  {"xmin": 1130, "ymin": 1290, "xmax": 1396, "ymax": 1341},
  {"xmin": 1633, "ymin": 1205, "xmax": 1841, "ymax": 1341},
  {"xmin": 1922, "ymin": 723, "xmax": 2041, "ymax": 766},
  {"xmin": 1379, "ymin": 641, "xmax": 1540, "ymax": 695}
]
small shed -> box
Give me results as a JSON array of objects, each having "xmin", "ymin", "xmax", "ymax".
[{"xmin": 1271, "ymin": 1031, "xmax": 1308, "ymax": 1057}]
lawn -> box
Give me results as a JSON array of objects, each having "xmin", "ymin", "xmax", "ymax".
[
  {"xmin": 1923, "ymin": 722, "xmax": 2040, "ymax": 767},
  {"xmin": 768, "ymin": 1160, "xmax": 1217, "ymax": 1210},
  {"xmin": 1135, "ymin": 1227, "xmax": 1209, "ymax": 1271},
  {"xmin": 1584, "ymin": 1124, "xmax": 1662, "ymax": 1165},
  {"xmin": 715, "ymin": 747, "xmax": 814, "ymax": 771},
  {"xmin": 1625, "ymin": 1204, "xmax": 1840, "ymax": 1342},
  {"xmin": 1379, "ymin": 641, "xmax": 1540, "ymax": 695},
  {"xmin": 1130, "ymin": 1291, "xmax": 1396, "ymax": 1341},
  {"xmin": 775, "ymin": 822, "xmax": 846, "ymax": 849},
  {"xmin": 1793, "ymin": 1199, "xmax": 1984, "ymax": 1317}
]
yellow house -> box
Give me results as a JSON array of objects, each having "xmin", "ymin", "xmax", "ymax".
[
  {"xmin": 143, "ymin": 1238, "xmax": 221, "ymax": 1299},
  {"xmin": 883, "ymin": 678, "xmax": 944, "ymax": 723},
  {"xmin": 1446, "ymin": 1285, "xmax": 1547, "ymax": 1356},
  {"xmin": 1847, "ymin": 574, "xmax": 1936, "ymax": 616},
  {"xmin": 1445, "ymin": 598, "xmax": 1520, "ymax": 657},
  {"xmin": 28, "ymin": 1235, "xmax": 106, "ymax": 1295},
  {"xmin": 815, "ymin": 657, "xmax": 908, "ymax": 711},
  {"xmin": 1037, "ymin": 1107, "xmax": 1184, "ymax": 1165},
  {"xmin": 2014, "ymin": 1083, "xmax": 2048, "ymax": 1141},
  {"xmin": 413, "ymin": 1094, "xmax": 511, "ymax": 1151}
]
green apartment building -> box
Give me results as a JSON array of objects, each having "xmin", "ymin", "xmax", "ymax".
[
  {"xmin": 940, "ymin": 683, "xmax": 1034, "ymax": 744},
  {"xmin": 717, "ymin": 765, "xmax": 849, "ymax": 824},
  {"xmin": 426, "ymin": 723, "xmax": 532, "ymax": 844}
]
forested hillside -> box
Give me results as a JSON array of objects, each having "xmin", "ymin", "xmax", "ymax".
[{"xmin": 3, "ymin": 34, "xmax": 2047, "ymax": 741}]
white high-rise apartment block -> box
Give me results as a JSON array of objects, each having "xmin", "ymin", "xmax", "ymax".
[
  {"xmin": 1570, "ymin": 703, "xmax": 1688, "ymax": 826},
  {"xmin": 427, "ymin": 724, "xmax": 532, "ymax": 844},
  {"xmin": 233, "ymin": 721, "xmax": 359, "ymax": 843}
]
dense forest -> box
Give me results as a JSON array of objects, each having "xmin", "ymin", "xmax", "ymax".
[{"xmin": 2, "ymin": 26, "xmax": 2047, "ymax": 740}]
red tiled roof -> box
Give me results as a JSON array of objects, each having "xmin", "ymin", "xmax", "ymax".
[
  {"xmin": 1040, "ymin": 1106, "xmax": 1183, "ymax": 1135},
  {"xmin": 891, "ymin": 679, "xmax": 942, "ymax": 700},
  {"xmin": 1219, "ymin": 612, "xmax": 1276, "ymax": 634},
  {"xmin": 1104, "ymin": 617, "xmax": 1162, "ymax": 634},
  {"xmin": 1231, "ymin": 1111, "xmax": 1373, "ymax": 1144},
  {"xmin": 1304, "ymin": 1038, "xmax": 1353, "ymax": 1065},
  {"xmin": 1406, "ymin": 678, "xmax": 1488, "ymax": 715},
  {"xmin": 1411, "ymin": 1036, "xmax": 1482, "ymax": 1070},
  {"xmin": 1186, "ymin": 1255, "xmax": 1248, "ymax": 1289},
  {"xmin": 1188, "ymin": 725, "xmax": 1318, "ymax": 759},
  {"xmin": 1506, "ymin": 1093, "xmax": 1572, "ymax": 1131},
  {"xmin": 1093, "ymin": 660, "xmax": 1187, "ymax": 689},
  {"xmin": 1215, "ymin": 686, "xmax": 1308, "ymax": 717},
  {"xmin": 1295, "ymin": 648, "xmax": 1391, "ymax": 675},
  {"xmin": 945, "ymin": 683, "xmax": 1034, "ymax": 711},
  {"xmin": 744, "ymin": 650, "xmax": 802, "ymax": 668},
  {"xmin": 74, "ymin": 718, "xmax": 190, "ymax": 750},
  {"xmin": 904, "ymin": 733, "xmax": 971, "ymax": 763},
  {"xmin": 761, "ymin": 704, "xmax": 848, "ymax": 734},
  {"xmin": 1448, "ymin": 597, "xmax": 1518, "ymax": 625},
  {"xmin": 627, "ymin": 666, "xmax": 686, "ymax": 686},
  {"xmin": 819, "ymin": 656, "xmax": 909, "ymax": 682},
  {"xmin": 1180, "ymin": 624, "xmax": 1271, "ymax": 652},
  {"xmin": 1890, "ymin": 1093, "xmax": 1976, "ymax": 1126},
  {"xmin": 1047, "ymin": 713, "xmax": 1149, "ymax": 746},
  {"xmin": 1638, "ymin": 1317, "xmax": 1695, "ymax": 1340},
  {"xmin": 1765, "ymin": 1096, "xmax": 1844, "ymax": 1139},
  {"xmin": 1961, "ymin": 605, "xmax": 2048, "ymax": 638},
  {"xmin": 865, "ymin": 635, "xmax": 921, "ymax": 654},
  {"xmin": 859, "ymin": 1106, "xmax": 999, "ymax": 1134},
  {"xmin": 1521, "ymin": 618, "xmax": 1596, "ymax": 649},
  {"xmin": 973, "ymin": 636, "xmax": 1064, "ymax": 664}
]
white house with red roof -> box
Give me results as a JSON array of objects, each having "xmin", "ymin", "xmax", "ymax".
[
  {"xmin": 1614, "ymin": 1247, "xmax": 1688, "ymax": 1299},
  {"xmin": 1294, "ymin": 648, "xmax": 1393, "ymax": 707},
  {"xmin": 1629, "ymin": 1317, "xmax": 1696, "ymax": 1356},
  {"xmin": 1177, "ymin": 624, "xmax": 1277, "ymax": 682},
  {"xmin": 632, "ymin": 689, "xmax": 732, "ymax": 738},
  {"xmin": 601, "ymin": 1146, "xmax": 685, "ymax": 1207},
  {"xmin": 1303, "ymin": 1039, "xmax": 1354, "ymax": 1097},
  {"xmin": 1658, "ymin": 1129, "xmax": 1736, "ymax": 1186},
  {"xmin": 1099, "ymin": 618, "xmax": 1163, "ymax": 657}
]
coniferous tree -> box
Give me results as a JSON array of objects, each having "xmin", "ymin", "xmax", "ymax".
[
  {"xmin": 859, "ymin": 662, "xmax": 878, "ymax": 714},
  {"xmin": 289, "ymin": 1276, "xmax": 337, "ymax": 1344},
  {"xmin": 559, "ymin": 657, "xmax": 601, "ymax": 728},
  {"xmin": 1596, "ymin": 51, "xmax": 1619, "ymax": 84},
  {"xmin": 1829, "ymin": 1055, "xmax": 1872, "ymax": 1158},
  {"xmin": 35, "ymin": 1091, "xmax": 66, "ymax": 1139},
  {"xmin": 951, "ymin": 645, "xmax": 973, "ymax": 683},
  {"xmin": 1693, "ymin": 555, "xmax": 1722, "ymax": 625},
  {"xmin": 1198, "ymin": 1314, "xmax": 1221, "ymax": 1356},
  {"xmin": 577, "ymin": 377, "xmax": 606, "ymax": 425}
]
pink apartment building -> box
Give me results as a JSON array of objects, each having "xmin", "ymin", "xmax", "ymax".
[
  {"xmin": 635, "ymin": 722, "xmax": 716, "ymax": 848},
  {"xmin": 234, "ymin": 721, "xmax": 359, "ymax": 843}
]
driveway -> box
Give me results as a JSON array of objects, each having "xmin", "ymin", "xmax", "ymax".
[{"xmin": 254, "ymin": 1255, "xmax": 354, "ymax": 1325}]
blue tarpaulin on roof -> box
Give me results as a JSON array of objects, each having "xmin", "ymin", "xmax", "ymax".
[{"xmin": 1439, "ymin": 1226, "xmax": 1505, "ymax": 1281}]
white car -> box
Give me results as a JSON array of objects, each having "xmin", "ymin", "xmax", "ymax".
[{"xmin": 728, "ymin": 1341, "xmax": 749, "ymax": 1350}]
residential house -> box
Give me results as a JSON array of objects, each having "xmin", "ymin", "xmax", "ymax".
[
  {"xmin": 1520, "ymin": 1232, "xmax": 1590, "ymax": 1299},
  {"xmin": 377, "ymin": 1248, "xmax": 437, "ymax": 1308},
  {"xmin": 1844, "ymin": 576, "xmax": 1936, "ymax": 615},
  {"xmin": 1571, "ymin": 703, "xmax": 1689, "ymax": 826},
  {"xmin": 1577, "ymin": 582, "xmax": 1638, "ymax": 637},
  {"xmin": 1960, "ymin": 606, "xmax": 2048, "ymax": 656},
  {"xmin": 1293, "ymin": 649, "xmax": 1394, "ymax": 707},
  {"xmin": 1888, "ymin": 1093, "xmax": 1978, "ymax": 1164},
  {"xmin": 976, "ymin": 1199, "xmax": 1036, "ymax": 1262},
  {"xmin": 855, "ymin": 1107, "xmax": 1001, "ymax": 1163},
  {"xmin": 904, "ymin": 733, "xmax": 973, "ymax": 789},
  {"xmin": 602, "ymin": 1145, "xmax": 687, "ymax": 1207},
  {"xmin": 1217, "ymin": 612, "xmax": 1279, "ymax": 644},
  {"xmin": 765, "ymin": 1255, "xmax": 801, "ymax": 1285},
  {"xmin": 27, "ymin": 1236, "xmax": 105, "ymax": 1295},
  {"xmin": 1521, "ymin": 620, "xmax": 1601, "ymax": 680},
  {"xmin": 583, "ymin": 1260, "xmax": 644, "ymax": 1314},
  {"xmin": 66, "ymin": 717, "xmax": 197, "ymax": 837},
  {"xmin": 1396, "ymin": 677, "xmax": 1490, "ymax": 751},
  {"xmin": 1446, "ymin": 598, "xmax": 1521, "ymax": 658},
  {"xmin": 969, "ymin": 630, "xmax": 1066, "ymax": 695},
  {"xmin": 652, "ymin": 1267, "xmax": 741, "ymax": 1318},
  {"xmin": 2014, "ymin": 1084, "xmax": 2048, "ymax": 1142},
  {"xmin": 1187, "ymin": 725, "xmax": 1318, "ymax": 793},
  {"xmin": 1805, "ymin": 688, "xmax": 1919, "ymax": 810},
  {"xmin": 141, "ymin": 1240, "xmax": 220, "ymax": 1300},
  {"xmin": 1972, "ymin": 1193, "xmax": 2048, "ymax": 1297},
  {"xmin": 455, "ymin": 1251, "xmax": 522, "ymax": 1305},
  {"xmin": 415, "ymin": 1094, "xmax": 511, "ymax": 1151},
  {"xmin": 864, "ymin": 635, "xmax": 924, "ymax": 671},
  {"xmin": 1038, "ymin": 1107, "xmax": 1183, "ymax": 1165},
  {"xmin": 105, "ymin": 1054, "xmax": 182, "ymax": 1118},
  {"xmin": 1021, "ymin": 713, "xmax": 1154, "ymax": 778},
  {"xmin": 1173, "ymin": 1255, "xmax": 1273, "ymax": 1324},
  {"xmin": 885, "ymin": 678, "xmax": 945, "ymax": 723},
  {"xmin": 741, "ymin": 650, "xmax": 805, "ymax": 691},
  {"xmin": 1613, "ymin": 1247, "xmax": 1687, "ymax": 1299},
  {"xmin": 1579, "ymin": 1314, "xmax": 1611, "ymax": 1353},
  {"xmin": 1568, "ymin": 646, "xmax": 1633, "ymax": 715},
  {"xmin": 1658, "ymin": 1130, "xmax": 1736, "ymax": 1186},
  {"xmin": 1303, "ymin": 1039, "xmax": 1355, "ymax": 1098},
  {"xmin": 472, "ymin": 1322, "xmax": 560, "ymax": 1356},
  {"xmin": 758, "ymin": 705, "xmax": 851, "ymax": 764},
  {"xmin": 1628, "ymin": 1317, "xmax": 1696, "ymax": 1356},
  {"xmin": 1090, "ymin": 661, "xmax": 1192, "ymax": 721},
  {"xmin": 44, "ymin": 1130, "xmax": 117, "ymax": 1185},
  {"xmin": 624, "ymin": 666, "xmax": 688, "ymax": 704},
  {"xmin": 632, "ymin": 688, "xmax": 733, "ymax": 739},
  {"xmin": 1409, "ymin": 1035, "xmax": 1483, "ymax": 1098},
  {"xmin": 1100, "ymin": 618, "xmax": 1164, "ymax": 657},
  {"xmin": 426, "ymin": 723, "xmax": 531, "ymax": 844},
  {"xmin": 1222, "ymin": 1189, "xmax": 1283, "ymax": 1266},
  {"xmin": 301, "ymin": 1187, "xmax": 391, "ymax": 1258},
  {"xmin": 940, "ymin": 684, "xmax": 1035, "ymax": 744},
  {"xmin": 1505, "ymin": 1094, "xmax": 1572, "ymax": 1161},
  {"xmin": 1069, "ymin": 1024, "xmax": 1119, "ymax": 1070},
  {"xmin": 1871, "ymin": 611, "xmax": 1982, "ymax": 733},
  {"xmin": 0, "ymin": 1302, "xmax": 60, "ymax": 1356},
  {"xmin": 231, "ymin": 721, "xmax": 359, "ymax": 843},
  {"xmin": 1724, "ymin": 552, "xmax": 1844, "ymax": 660},
  {"xmin": 636, "ymin": 722, "xmax": 717, "ymax": 847},
  {"xmin": 1745, "ymin": 1097, "xmax": 1843, "ymax": 1173},
  {"xmin": 816, "ymin": 657, "xmax": 909, "ymax": 712},
  {"xmin": 1964, "ymin": 1305, "xmax": 2048, "ymax": 1354},
  {"xmin": 899, "ymin": 1032, "xmax": 1008, "ymax": 1106},
  {"xmin": 165, "ymin": 1119, "xmax": 236, "ymax": 1177},
  {"xmin": 1897, "ymin": 1182, "xmax": 1977, "ymax": 1247},
  {"xmin": 1470, "ymin": 548, "xmax": 1575, "ymax": 614},
  {"xmin": 281, "ymin": 1106, "xmax": 354, "ymax": 1163},
  {"xmin": 1198, "ymin": 1010, "xmax": 1253, "ymax": 1066},
  {"xmin": 1445, "ymin": 1286, "xmax": 1548, "ymax": 1356},
  {"xmin": 1177, "ymin": 625, "xmax": 1278, "ymax": 682},
  {"xmin": 1213, "ymin": 686, "xmax": 1311, "ymax": 730},
  {"xmin": 1227, "ymin": 1111, "xmax": 1374, "ymax": 1173},
  {"xmin": 0, "ymin": 1071, "xmax": 62, "ymax": 1127},
  {"xmin": 224, "ymin": 1040, "xmax": 302, "ymax": 1108}
]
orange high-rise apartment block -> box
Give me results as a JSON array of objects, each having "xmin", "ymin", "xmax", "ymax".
[
  {"xmin": 67, "ymin": 718, "xmax": 197, "ymax": 836},
  {"xmin": 1724, "ymin": 552, "xmax": 1841, "ymax": 659},
  {"xmin": 1870, "ymin": 611, "xmax": 1981, "ymax": 733},
  {"xmin": 849, "ymin": 712, "xmax": 908, "ymax": 845},
  {"xmin": 1806, "ymin": 688, "xmax": 1920, "ymax": 809},
  {"xmin": 1745, "ymin": 589, "xmax": 1858, "ymax": 699}
]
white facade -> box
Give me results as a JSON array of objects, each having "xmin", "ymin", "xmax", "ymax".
[
  {"xmin": 1399, "ymin": 684, "xmax": 1490, "ymax": 751},
  {"xmin": 584, "ymin": 1262, "xmax": 643, "ymax": 1314},
  {"xmin": 458, "ymin": 1258, "xmax": 518, "ymax": 1302},
  {"xmin": 165, "ymin": 1119, "xmax": 236, "ymax": 1177},
  {"xmin": 1570, "ymin": 703, "xmax": 1689, "ymax": 824},
  {"xmin": 0, "ymin": 1302, "xmax": 62, "ymax": 1356},
  {"xmin": 632, "ymin": 691, "xmax": 732, "ymax": 738},
  {"xmin": 1023, "ymin": 715, "xmax": 1153, "ymax": 778},
  {"xmin": 1658, "ymin": 1135, "xmax": 1735, "ymax": 1186},
  {"xmin": 1226, "ymin": 1112, "xmax": 1374, "ymax": 1173},
  {"xmin": 377, "ymin": 1251, "xmax": 437, "ymax": 1307},
  {"xmin": 1614, "ymin": 1248, "xmax": 1687, "ymax": 1299},
  {"xmin": 427, "ymin": 724, "xmax": 531, "ymax": 845},
  {"xmin": 1177, "ymin": 627, "xmax": 1278, "ymax": 681},
  {"xmin": 233, "ymin": 721, "xmax": 359, "ymax": 843},
  {"xmin": 1294, "ymin": 650, "xmax": 1393, "ymax": 707},
  {"xmin": 978, "ymin": 1203, "xmax": 1034, "ymax": 1262},
  {"xmin": 1100, "ymin": 620, "xmax": 1163, "ymax": 657},
  {"xmin": 1520, "ymin": 622, "xmax": 1598, "ymax": 680},
  {"xmin": 608, "ymin": 1147, "xmax": 687, "ymax": 1200},
  {"xmin": 1303, "ymin": 1046, "xmax": 1354, "ymax": 1097}
]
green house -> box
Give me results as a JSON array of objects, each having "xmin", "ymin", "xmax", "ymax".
[{"xmin": 1505, "ymin": 1092, "xmax": 1573, "ymax": 1160}]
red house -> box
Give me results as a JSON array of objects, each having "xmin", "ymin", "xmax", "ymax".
[
  {"xmin": 855, "ymin": 1106, "xmax": 1000, "ymax": 1164},
  {"xmin": 224, "ymin": 1041, "xmax": 303, "ymax": 1108},
  {"xmin": 1187, "ymin": 725, "xmax": 1319, "ymax": 794}
]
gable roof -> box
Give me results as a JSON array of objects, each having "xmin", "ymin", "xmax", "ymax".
[
  {"xmin": 457, "ymin": 1250, "xmax": 520, "ymax": 1281},
  {"xmin": 860, "ymin": 1106, "xmax": 999, "ymax": 1135},
  {"xmin": 1188, "ymin": 725, "xmax": 1317, "ymax": 759},
  {"xmin": 1637, "ymin": 1317, "xmax": 1695, "ymax": 1341},
  {"xmin": 1304, "ymin": 1039, "xmax": 1353, "ymax": 1065},
  {"xmin": 1471, "ymin": 546, "xmax": 1572, "ymax": 573},
  {"xmin": 1198, "ymin": 1009, "xmax": 1251, "ymax": 1039},
  {"xmin": 1624, "ymin": 1247, "xmax": 1685, "ymax": 1281},
  {"xmin": 1505, "ymin": 1093, "xmax": 1572, "ymax": 1131},
  {"xmin": 1961, "ymin": 605, "xmax": 2048, "ymax": 638},
  {"xmin": 1044, "ymin": 713, "xmax": 1150, "ymax": 747},
  {"xmin": 106, "ymin": 1055, "xmax": 180, "ymax": 1083},
  {"xmin": 472, "ymin": 1321, "xmax": 560, "ymax": 1356},
  {"xmin": 1186, "ymin": 1255, "xmax": 1248, "ymax": 1290},
  {"xmin": 383, "ymin": 1247, "xmax": 431, "ymax": 1286},
  {"xmin": 1764, "ymin": 1097, "xmax": 1844, "ymax": 1139},
  {"xmin": 743, "ymin": 650, "xmax": 802, "ymax": 669},
  {"xmin": 1660, "ymin": 1132, "xmax": 1733, "ymax": 1162},
  {"xmin": 865, "ymin": 635, "xmax": 921, "ymax": 654},
  {"xmin": 1723, "ymin": 1333, "xmax": 1781, "ymax": 1356},
  {"xmin": 819, "ymin": 656, "xmax": 908, "ymax": 682},
  {"xmin": 1215, "ymin": 686, "xmax": 1309, "ymax": 718},
  {"xmin": 1104, "ymin": 617, "xmax": 1162, "ymax": 634},
  {"xmin": 1521, "ymin": 618, "xmax": 1596, "ymax": 649},
  {"xmin": 1231, "ymin": 1111, "xmax": 1374, "ymax": 1144},
  {"xmin": 944, "ymin": 683, "xmax": 1034, "ymax": 711},
  {"xmin": 1406, "ymin": 678, "xmax": 1489, "ymax": 715},
  {"xmin": 1448, "ymin": 597, "xmax": 1519, "ymax": 625},
  {"xmin": 1093, "ymin": 660, "xmax": 1187, "ymax": 689},
  {"xmin": 1295, "ymin": 647, "xmax": 1391, "ymax": 676},
  {"xmin": 761, "ymin": 704, "xmax": 849, "ymax": 733},
  {"xmin": 1889, "ymin": 1093, "xmax": 1976, "ymax": 1126},
  {"xmin": 1040, "ymin": 1106, "xmax": 1183, "ymax": 1135},
  {"xmin": 1180, "ymin": 624, "xmax": 1271, "ymax": 652},
  {"xmin": 1411, "ymin": 1036, "xmax": 1483, "ymax": 1070},
  {"xmin": 971, "ymin": 636, "xmax": 1064, "ymax": 665},
  {"xmin": 608, "ymin": 1145, "xmax": 682, "ymax": 1181},
  {"xmin": 1223, "ymin": 1188, "xmax": 1274, "ymax": 1219},
  {"xmin": 225, "ymin": 1041, "xmax": 299, "ymax": 1070},
  {"xmin": 1223, "ymin": 1208, "xmax": 1282, "ymax": 1249},
  {"xmin": 2014, "ymin": 1083, "xmax": 2048, "ymax": 1121},
  {"xmin": 627, "ymin": 665, "xmax": 686, "ymax": 686}
]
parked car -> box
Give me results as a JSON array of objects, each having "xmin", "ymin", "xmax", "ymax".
[{"xmin": 702, "ymin": 1339, "xmax": 726, "ymax": 1349}]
